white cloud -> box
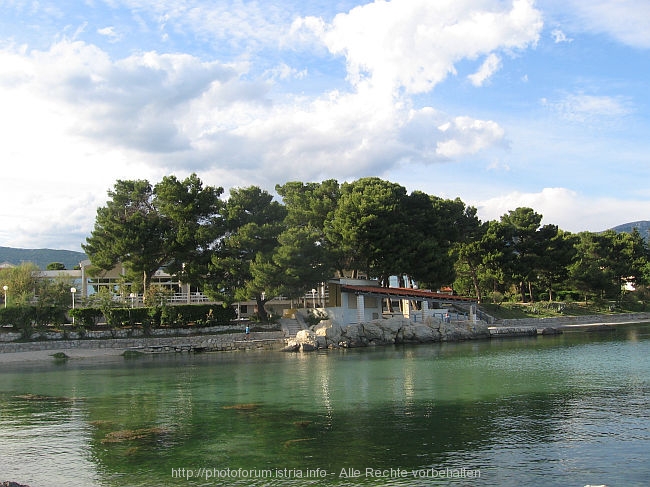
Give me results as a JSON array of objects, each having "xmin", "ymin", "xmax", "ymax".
[
  {"xmin": 97, "ymin": 26, "xmax": 122, "ymax": 43},
  {"xmin": 0, "ymin": 34, "xmax": 509, "ymax": 178},
  {"xmin": 551, "ymin": 28, "xmax": 572, "ymax": 43},
  {"xmin": 300, "ymin": 0, "xmax": 543, "ymax": 95},
  {"xmin": 542, "ymin": 92, "xmax": 632, "ymax": 123},
  {"xmin": 468, "ymin": 53, "xmax": 502, "ymax": 87},
  {"xmin": 0, "ymin": 1, "xmax": 549, "ymax": 249},
  {"xmin": 474, "ymin": 187, "xmax": 650, "ymax": 232},
  {"xmin": 118, "ymin": 0, "xmax": 292, "ymax": 51},
  {"xmin": 562, "ymin": 0, "xmax": 650, "ymax": 48},
  {"xmin": 436, "ymin": 116, "xmax": 505, "ymax": 158}
]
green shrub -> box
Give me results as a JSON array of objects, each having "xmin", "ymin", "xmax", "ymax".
[{"xmin": 70, "ymin": 307, "xmax": 103, "ymax": 327}]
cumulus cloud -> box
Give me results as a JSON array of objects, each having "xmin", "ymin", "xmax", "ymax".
[
  {"xmin": 0, "ymin": 27, "xmax": 512, "ymax": 179},
  {"xmin": 0, "ymin": 40, "xmax": 248, "ymax": 155},
  {"xmin": 0, "ymin": 0, "xmax": 548, "ymax": 249},
  {"xmin": 297, "ymin": 0, "xmax": 542, "ymax": 95},
  {"xmin": 474, "ymin": 187, "xmax": 650, "ymax": 232}
]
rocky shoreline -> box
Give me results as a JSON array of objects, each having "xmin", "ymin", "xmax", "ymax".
[
  {"xmin": 283, "ymin": 316, "xmax": 490, "ymax": 352},
  {"xmin": 1, "ymin": 312, "xmax": 649, "ymax": 361},
  {"xmin": 283, "ymin": 312, "xmax": 650, "ymax": 352}
]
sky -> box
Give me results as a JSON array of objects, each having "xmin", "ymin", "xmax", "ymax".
[{"xmin": 1, "ymin": 0, "xmax": 650, "ymax": 252}]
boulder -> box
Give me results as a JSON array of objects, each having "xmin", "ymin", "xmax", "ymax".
[
  {"xmin": 540, "ymin": 327, "xmax": 562, "ymax": 335},
  {"xmin": 300, "ymin": 342, "xmax": 317, "ymax": 352},
  {"xmin": 281, "ymin": 342, "xmax": 300, "ymax": 352},
  {"xmin": 313, "ymin": 320, "xmax": 343, "ymax": 347},
  {"xmin": 361, "ymin": 322, "xmax": 385, "ymax": 342},
  {"xmin": 400, "ymin": 323, "xmax": 440, "ymax": 343},
  {"xmin": 291, "ymin": 329, "xmax": 319, "ymax": 352},
  {"xmin": 340, "ymin": 323, "xmax": 365, "ymax": 347}
]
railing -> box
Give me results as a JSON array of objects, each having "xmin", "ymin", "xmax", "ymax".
[{"xmin": 121, "ymin": 292, "xmax": 214, "ymax": 306}]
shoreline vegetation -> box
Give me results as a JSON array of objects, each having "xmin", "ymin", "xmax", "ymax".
[{"xmin": 1, "ymin": 310, "xmax": 648, "ymax": 364}]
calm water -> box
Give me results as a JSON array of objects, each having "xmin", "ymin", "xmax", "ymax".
[{"xmin": 1, "ymin": 324, "xmax": 649, "ymax": 487}]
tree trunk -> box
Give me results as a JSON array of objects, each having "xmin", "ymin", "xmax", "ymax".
[
  {"xmin": 256, "ymin": 294, "xmax": 268, "ymax": 323},
  {"xmin": 468, "ymin": 264, "xmax": 482, "ymax": 303}
]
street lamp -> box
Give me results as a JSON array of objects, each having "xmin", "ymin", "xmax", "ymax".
[
  {"xmin": 311, "ymin": 288, "xmax": 317, "ymax": 308},
  {"xmin": 3, "ymin": 285, "xmax": 7, "ymax": 309},
  {"xmin": 70, "ymin": 287, "xmax": 77, "ymax": 324}
]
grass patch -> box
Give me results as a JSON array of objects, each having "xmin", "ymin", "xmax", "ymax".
[{"xmin": 481, "ymin": 300, "xmax": 647, "ymax": 321}]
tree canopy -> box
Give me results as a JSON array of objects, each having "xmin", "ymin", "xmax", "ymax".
[
  {"xmin": 83, "ymin": 174, "xmax": 223, "ymax": 293},
  {"xmin": 82, "ymin": 175, "xmax": 650, "ymax": 316}
]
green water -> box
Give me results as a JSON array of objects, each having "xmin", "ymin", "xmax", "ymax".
[{"xmin": 1, "ymin": 325, "xmax": 649, "ymax": 486}]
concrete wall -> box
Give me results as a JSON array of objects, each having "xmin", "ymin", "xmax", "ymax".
[{"xmin": 0, "ymin": 330, "xmax": 286, "ymax": 353}]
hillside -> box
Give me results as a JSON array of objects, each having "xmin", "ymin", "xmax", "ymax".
[
  {"xmin": 0, "ymin": 247, "xmax": 87, "ymax": 270},
  {"xmin": 610, "ymin": 220, "xmax": 650, "ymax": 239}
]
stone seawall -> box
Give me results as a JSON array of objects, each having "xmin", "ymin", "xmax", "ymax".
[{"xmin": 0, "ymin": 331, "xmax": 286, "ymax": 354}]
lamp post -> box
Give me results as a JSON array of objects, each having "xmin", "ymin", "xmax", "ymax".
[
  {"xmin": 2, "ymin": 285, "xmax": 7, "ymax": 308},
  {"xmin": 130, "ymin": 293, "xmax": 136, "ymax": 308},
  {"xmin": 311, "ymin": 288, "xmax": 317, "ymax": 308},
  {"xmin": 70, "ymin": 287, "xmax": 77, "ymax": 324}
]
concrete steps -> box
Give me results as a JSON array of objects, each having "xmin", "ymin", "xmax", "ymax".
[{"xmin": 279, "ymin": 317, "xmax": 305, "ymax": 338}]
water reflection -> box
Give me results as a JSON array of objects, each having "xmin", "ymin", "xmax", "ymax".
[{"xmin": 0, "ymin": 324, "xmax": 648, "ymax": 486}]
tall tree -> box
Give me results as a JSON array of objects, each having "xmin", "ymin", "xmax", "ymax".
[
  {"xmin": 601, "ymin": 229, "xmax": 649, "ymax": 303},
  {"xmin": 324, "ymin": 177, "xmax": 408, "ymax": 282},
  {"xmin": 274, "ymin": 180, "xmax": 340, "ymax": 299},
  {"xmin": 453, "ymin": 221, "xmax": 489, "ymax": 302},
  {"xmin": 414, "ymin": 196, "xmax": 480, "ymax": 290},
  {"xmin": 536, "ymin": 229, "xmax": 577, "ymax": 302},
  {"xmin": 569, "ymin": 232, "xmax": 614, "ymax": 303},
  {"xmin": 498, "ymin": 207, "xmax": 545, "ymax": 302},
  {"xmin": 207, "ymin": 186, "xmax": 287, "ymax": 322},
  {"xmin": 83, "ymin": 174, "xmax": 223, "ymax": 293}
]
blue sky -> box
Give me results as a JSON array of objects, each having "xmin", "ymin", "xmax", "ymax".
[{"xmin": 1, "ymin": 0, "xmax": 649, "ymax": 251}]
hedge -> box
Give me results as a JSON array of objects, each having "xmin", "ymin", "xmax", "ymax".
[
  {"xmin": 75, "ymin": 304, "xmax": 236, "ymax": 328},
  {"xmin": 0, "ymin": 303, "xmax": 236, "ymax": 331},
  {"xmin": 0, "ymin": 305, "xmax": 68, "ymax": 338}
]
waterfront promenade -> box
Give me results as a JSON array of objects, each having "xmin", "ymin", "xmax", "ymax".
[{"xmin": 1, "ymin": 311, "xmax": 649, "ymax": 364}]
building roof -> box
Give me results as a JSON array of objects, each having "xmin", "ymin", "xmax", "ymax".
[{"xmin": 339, "ymin": 284, "xmax": 476, "ymax": 302}]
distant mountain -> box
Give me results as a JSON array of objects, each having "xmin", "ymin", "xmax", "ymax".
[
  {"xmin": 610, "ymin": 221, "xmax": 650, "ymax": 240},
  {"xmin": 0, "ymin": 247, "xmax": 87, "ymax": 270}
]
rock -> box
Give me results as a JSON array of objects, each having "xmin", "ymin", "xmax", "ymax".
[
  {"xmin": 313, "ymin": 321, "xmax": 342, "ymax": 346},
  {"xmin": 540, "ymin": 327, "xmax": 562, "ymax": 335},
  {"xmin": 1, "ymin": 482, "xmax": 32, "ymax": 487},
  {"xmin": 300, "ymin": 343, "xmax": 317, "ymax": 352},
  {"xmin": 295, "ymin": 329, "xmax": 318, "ymax": 346},
  {"xmin": 361, "ymin": 322, "xmax": 385, "ymax": 342},
  {"xmin": 400, "ymin": 323, "xmax": 439, "ymax": 343},
  {"xmin": 287, "ymin": 329, "xmax": 320, "ymax": 352},
  {"xmin": 340, "ymin": 323, "xmax": 365, "ymax": 347}
]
